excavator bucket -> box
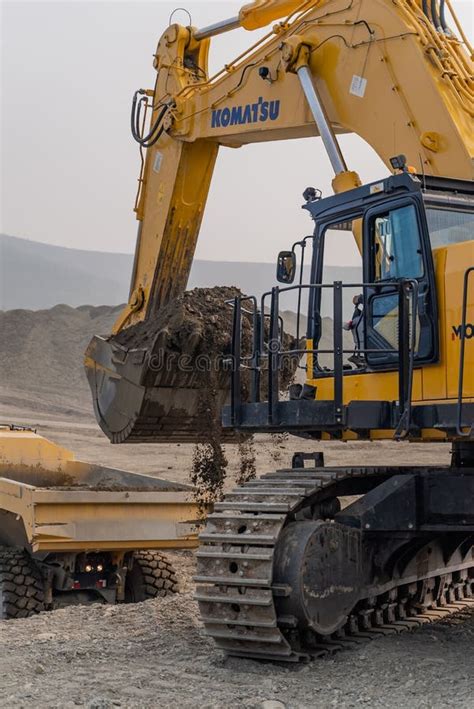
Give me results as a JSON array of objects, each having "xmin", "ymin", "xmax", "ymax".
[
  {"xmin": 84, "ymin": 287, "xmax": 245, "ymax": 444},
  {"xmin": 85, "ymin": 286, "xmax": 300, "ymax": 444},
  {"xmin": 84, "ymin": 333, "xmax": 235, "ymax": 444}
]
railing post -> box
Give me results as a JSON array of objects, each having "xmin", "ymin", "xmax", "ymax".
[
  {"xmin": 295, "ymin": 240, "xmax": 306, "ymax": 345},
  {"xmin": 333, "ymin": 281, "xmax": 344, "ymax": 426},
  {"xmin": 398, "ymin": 281, "xmax": 410, "ymax": 417},
  {"xmin": 252, "ymin": 311, "xmax": 261, "ymax": 403},
  {"xmin": 457, "ymin": 267, "xmax": 474, "ymax": 436},
  {"xmin": 268, "ymin": 287, "xmax": 280, "ymax": 425},
  {"xmin": 231, "ymin": 296, "xmax": 241, "ymax": 426}
]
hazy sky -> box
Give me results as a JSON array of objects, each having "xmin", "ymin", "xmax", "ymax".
[{"xmin": 1, "ymin": 1, "xmax": 472, "ymax": 266}]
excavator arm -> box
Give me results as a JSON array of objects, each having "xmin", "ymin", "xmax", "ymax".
[{"xmin": 85, "ymin": 0, "xmax": 473, "ymax": 443}]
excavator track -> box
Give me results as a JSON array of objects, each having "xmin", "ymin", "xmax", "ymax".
[{"xmin": 195, "ymin": 465, "xmax": 474, "ymax": 662}]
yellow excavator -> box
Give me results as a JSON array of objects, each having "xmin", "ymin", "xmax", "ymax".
[{"xmin": 85, "ymin": 0, "xmax": 473, "ymax": 660}]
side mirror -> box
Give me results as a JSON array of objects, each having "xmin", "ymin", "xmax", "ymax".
[{"xmin": 277, "ymin": 250, "xmax": 296, "ymax": 284}]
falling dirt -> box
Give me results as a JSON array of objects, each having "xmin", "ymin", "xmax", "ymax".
[
  {"xmin": 189, "ymin": 369, "xmax": 228, "ymax": 511},
  {"xmin": 269, "ymin": 432, "xmax": 290, "ymax": 463},
  {"xmin": 236, "ymin": 435, "xmax": 257, "ymax": 486},
  {"xmin": 190, "ymin": 442, "xmax": 228, "ymax": 511}
]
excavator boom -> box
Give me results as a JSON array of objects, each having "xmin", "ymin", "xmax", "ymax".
[{"xmin": 128, "ymin": 0, "xmax": 473, "ymax": 324}]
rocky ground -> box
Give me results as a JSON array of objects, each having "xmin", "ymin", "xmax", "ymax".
[{"xmin": 0, "ymin": 550, "xmax": 472, "ymax": 709}]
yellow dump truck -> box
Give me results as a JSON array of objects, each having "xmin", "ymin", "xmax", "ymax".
[{"xmin": 0, "ymin": 425, "xmax": 201, "ymax": 618}]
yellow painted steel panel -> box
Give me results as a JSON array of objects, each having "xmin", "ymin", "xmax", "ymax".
[{"xmin": 445, "ymin": 241, "xmax": 474, "ymax": 398}]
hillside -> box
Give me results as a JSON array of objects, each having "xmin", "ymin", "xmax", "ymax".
[
  {"xmin": 0, "ymin": 304, "xmax": 123, "ymax": 420},
  {"xmin": 1, "ymin": 234, "xmax": 360, "ymax": 315}
]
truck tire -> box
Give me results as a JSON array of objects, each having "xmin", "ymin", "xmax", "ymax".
[
  {"xmin": 125, "ymin": 551, "xmax": 178, "ymax": 603},
  {"xmin": 0, "ymin": 548, "xmax": 45, "ymax": 619}
]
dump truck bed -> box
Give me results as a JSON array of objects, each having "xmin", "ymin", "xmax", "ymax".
[{"xmin": 0, "ymin": 429, "xmax": 201, "ymax": 553}]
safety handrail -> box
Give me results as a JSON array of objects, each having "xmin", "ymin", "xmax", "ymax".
[
  {"xmin": 230, "ymin": 279, "xmax": 419, "ymax": 434},
  {"xmin": 456, "ymin": 266, "xmax": 474, "ymax": 437}
]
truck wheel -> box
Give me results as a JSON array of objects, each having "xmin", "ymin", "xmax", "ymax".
[
  {"xmin": 125, "ymin": 551, "xmax": 178, "ymax": 603},
  {"xmin": 0, "ymin": 548, "xmax": 45, "ymax": 619}
]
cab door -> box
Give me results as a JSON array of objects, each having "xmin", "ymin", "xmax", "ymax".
[{"xmin": 362, "ymin": 196, "xmax": 438, "ymax": 369}]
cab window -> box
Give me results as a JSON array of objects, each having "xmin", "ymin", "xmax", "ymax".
[
  {"xmin": 426, "ymin": 208, "xmax": 474, "ymax": 248},
  {"xmin": 371, "ymin": 204, "xmax": 424, "ymax": 281}
]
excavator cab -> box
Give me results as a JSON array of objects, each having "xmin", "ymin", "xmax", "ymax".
[
  {"xmin": 311, "ymin": 172, "xmax": 439, "ymax": 371},
  {"xmin": 223, "ymin": 171, "xmax": 473, "ymax": 439}
]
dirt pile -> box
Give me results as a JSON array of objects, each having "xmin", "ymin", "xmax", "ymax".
[
  {"xmin": 114, "ymin": 287, "xmax": 301, "ymax": 395},
  {"xmin": 0, "ymin": 464, "xmax": 75, "ymax": 488},
  {"xmin": 0, "ymin": 304, "xmax": 123, "ymax": 419},
  {"xmin": 114, "ymin": 287, "xmax": 242, "ymax": 356},
  {"xmin": 0, "ymin": 294, "xmax": 297, "ymax": 505}
]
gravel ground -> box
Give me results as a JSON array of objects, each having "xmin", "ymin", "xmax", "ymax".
[
  {"xmin": 0, "ymin": 400, "xmax": 471, "ymax": 708},
  {"xmin": 0, "ymin": 551, "xmax": 472, "ymax": 709}
]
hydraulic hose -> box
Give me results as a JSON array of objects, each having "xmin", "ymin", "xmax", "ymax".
[
  {"xmin": 439, "ymin": 0, "xmax": 449, "ymax": 33},
  {"xmin": 134, "ymin": 98, "xmax": 168, "ymax": 144},
  {"xmin": 131, "ymin": 90, "xmax": 169, "ymax": 147},
  {"xmin": 131, "ymin": 91, "xmax": 166, "ymax": 144},
  {"xmin": 132, "ymin": 94, "xmax": 147, "ymax": 141},
  {"xmin": 422, "ymin": 0, "xmax": 431, "ymax": 21},
  {"xmin": 131, "ymin": 89, "xmax": 146, "ymax": 142},
  {"xmin": 140, "ymin": 124, "xmax": 166, "ymax": 149},
  {"xmin": 430, "ymin": 0, "xmax": 442, "ymax": 31}
]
